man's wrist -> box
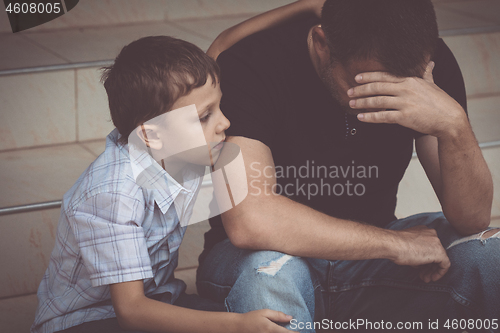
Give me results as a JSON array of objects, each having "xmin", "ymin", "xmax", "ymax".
[
  {"xmin": 435, "ymin": 107, "xmax": 470, "ymax": 140},
  {"xmin": 382, "ymin": 229, "xmax": 403, "ymax": 262}
]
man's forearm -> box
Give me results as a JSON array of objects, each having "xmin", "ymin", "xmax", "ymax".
[
  {"xmin": 225, "ymin": 193, "xmax": 399, "ymax": 261},
  {"xmin": 437, "ymin": 121, "xmax": 493, "ymax": 234},
  {"xmin": 225, "ymin": 191, "xmax": 451, "ymax": 282}
]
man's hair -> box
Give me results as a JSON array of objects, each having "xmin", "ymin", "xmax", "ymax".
[
  {"xmin": 101, "ymin": 36, "xmax": 220, "ymax": 143},
  {"xmin": 321, "ymin": 0, "xmax": 438, "ymax": 77}
]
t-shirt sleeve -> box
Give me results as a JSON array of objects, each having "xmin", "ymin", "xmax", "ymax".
[
  {"xmin": 217, "ymin": 48, "xmax": 277, "ymax": 148},
  {"xmin": 433, "ymin": 38, "xmax": 468, "ymax": 114},
  {"xmin": 414, "ymin": 38, "xmax": 468, "ymax": 138},
  {"xmin": 68, "ymin": 192, "xmax": 153, "ymax": 287}
]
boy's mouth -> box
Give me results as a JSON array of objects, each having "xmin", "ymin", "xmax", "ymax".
[{"xmin": 213, "ymin": 140, "xmax": 224, "ymax": 150}]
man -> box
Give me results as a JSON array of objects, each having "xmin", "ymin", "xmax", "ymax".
[{"xmin": 197, "ymin": 1, "xmax": 499, "ymax": 331}]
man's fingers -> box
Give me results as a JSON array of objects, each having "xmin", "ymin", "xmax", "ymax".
[
  {"xmin": 347, "ymin": 82, "xmax": 399, "ymax": 98},
  {"xmin": 424, "ymin": 262, "xmax": 449, "ymax": 283},
  {"xmin": 423, "ymin": 61, "xmax": 435, "ymax": 84},
  {"xmin": 419, "ymin": 264, "xmax": 435, "ymax": 283},
  {"xmin": 350, "ymin": 96, "xmax": 400, "ymax": 111},
  {"xmin": 357, "ymin": 110, "xmax": 402, "ymax": 124},
  {"xmin": 418, "ymin": 254, "xmax": 450, "ymax": 283},
  {"xmin": 433, "ymin": 256, "xmax": 451, "ymax": 281},
  {"xmin": 355, "ymin": 71, "xmax": 405, "ymax": 84}
]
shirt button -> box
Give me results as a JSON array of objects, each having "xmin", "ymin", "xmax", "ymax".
[{"xmin": 351, "ymin": 128, "xmax": 357, "ymax": 135}]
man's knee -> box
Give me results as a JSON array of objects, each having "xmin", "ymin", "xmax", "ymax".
[
  {"xmin": 254, "ymin": 254, "xmax": 311, "ymax": 278},
  {"xmin": 239, "ymin": 252, "xmax": 314, "ymax": 291},
  {"xmin": 229, "ymin": 253, "xmax": 316, "ymax": 312},
  {"xmin": 446, "ymin": 228, "xmax": 500, "ymax": 280}
]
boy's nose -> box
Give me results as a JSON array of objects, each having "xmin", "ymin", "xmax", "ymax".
[{"xmin": 218, "ymin": 113, "xmax": 231, "ymax": 132}]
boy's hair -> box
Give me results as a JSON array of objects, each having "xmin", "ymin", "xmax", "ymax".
[
  {"xmin": 101, "ymin": 36, "xmax": 220, "ymax": 144},
  {"xmin": 321, "ymin": 0, "xmax": 438, "ymax": 77}
]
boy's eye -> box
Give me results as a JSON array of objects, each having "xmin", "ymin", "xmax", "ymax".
[{"xmin": 200, "ymin": 112, "xmax": 211, "ymax": 123}]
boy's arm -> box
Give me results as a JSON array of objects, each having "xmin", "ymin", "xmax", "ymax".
[
  {"xmin": 206, "ymin": 0, "xmax": 325, "ymax": 60},
  {"xmin": 70, "ymin": 193, "xmax": 291, "ymax": 332},
  {"xmin": 110, "ymin": 280, "xmax": 293, "ymax": 333}
]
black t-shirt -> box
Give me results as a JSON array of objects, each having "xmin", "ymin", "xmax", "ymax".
[{"xmin": 201, "ymin": 13, "xmax": 467, "ymax": 258}]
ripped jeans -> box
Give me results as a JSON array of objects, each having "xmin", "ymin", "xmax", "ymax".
[{"xmin": 196, "ymin": 213, "xmax": 500, "ymax": 332}]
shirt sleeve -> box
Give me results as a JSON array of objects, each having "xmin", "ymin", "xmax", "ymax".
[
  {"xmin": 217, "ymin": 48, "xmax": 277, "ymax": 149},
  {"xmin": 68, "ymin": 191, "xmax": 153, "ymax": 287},
  {"xmin": 433, "ymin": 38, "xmax": 468, "ymax": 114}
]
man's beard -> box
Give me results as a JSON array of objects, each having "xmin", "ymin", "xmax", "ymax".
[{"xmin": 320, "ymin": 62, "xmax": 360, "ymax": 115}]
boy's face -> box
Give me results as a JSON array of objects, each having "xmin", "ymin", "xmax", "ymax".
[
  {"xmin": 141, "ymin": 76, "xmax": 230, "ymax": 168},
  {"xmin": 171, "ymin": 76, "xmax": 230, "ymax": 166}
]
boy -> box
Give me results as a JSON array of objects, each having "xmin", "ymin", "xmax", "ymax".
[{"xmin": 31, "ymin": 36, "xmax": 293, "ymax": 333}]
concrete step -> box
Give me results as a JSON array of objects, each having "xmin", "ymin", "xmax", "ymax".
[{"xmin": 0, "ymin": 293, "xmax": 38, "ymax": 333}]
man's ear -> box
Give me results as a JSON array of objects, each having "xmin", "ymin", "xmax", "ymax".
[
  {"xmin": 136, "ymin": 124, "xmax": 163, "ymax": 150},
  {"xmin": 312, "ymin": 25, "xmax": 331, "ymax": 66}
]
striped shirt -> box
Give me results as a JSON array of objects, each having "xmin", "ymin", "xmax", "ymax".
[{"xmin": 31, "ymin": 129, "xmax": 204, "ymax": 333}]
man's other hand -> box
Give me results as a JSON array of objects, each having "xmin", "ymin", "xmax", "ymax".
[{"xmin": 348, "ymin": 62, "xmax": 469, "ymax": 138}]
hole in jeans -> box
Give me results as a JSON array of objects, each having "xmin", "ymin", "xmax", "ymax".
[
  {"xmin": 481, "ymin": 228, "xmax": 500, "ymax": 240},
  {"xmin": 257, "ymin": 255, "xmax": 293, "ymax": 276}
]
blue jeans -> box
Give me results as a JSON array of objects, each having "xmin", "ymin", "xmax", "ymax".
[{"xmin": 196, "ymin": 213, "xmax": 500, "ymax": 332}]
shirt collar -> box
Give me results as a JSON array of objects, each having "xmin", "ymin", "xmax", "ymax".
[{"xmin": 110, "ymin": 130, "xmax": 205, "ymax": 214}]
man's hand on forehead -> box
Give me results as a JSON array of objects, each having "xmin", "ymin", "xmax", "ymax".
[{"xmin": 347, "ymin": 62, "xmax": 468, "ymax": 138}]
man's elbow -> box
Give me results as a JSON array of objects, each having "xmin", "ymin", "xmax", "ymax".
[
  {"xmin": 224, "ymin": 214, "xmax": 272, "ymax": 250},
  {"xmin": 467, "ymin": 214, "xmax": 491, "ymax": 234},
  {"xmin": 445, "ymin": 209, "xmax": 491, "ymax": 236}
]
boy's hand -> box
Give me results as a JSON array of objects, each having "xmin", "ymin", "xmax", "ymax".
[
  {"xmin": 299, "ymin": 0, "xmax": 327, "ymax": 17},
  {"xmin": 238, "ymin": 309, "xmax": 294, "ymax": 333}
]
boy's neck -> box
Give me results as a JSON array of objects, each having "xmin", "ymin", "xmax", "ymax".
[{"xmin": 160, "ymin": 157, "xmax": 187, "ymax": 186}]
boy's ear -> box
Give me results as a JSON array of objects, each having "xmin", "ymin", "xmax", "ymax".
[{"xmin": 136, "ymin": 124, "xmax": 163, "ymax": 150}]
